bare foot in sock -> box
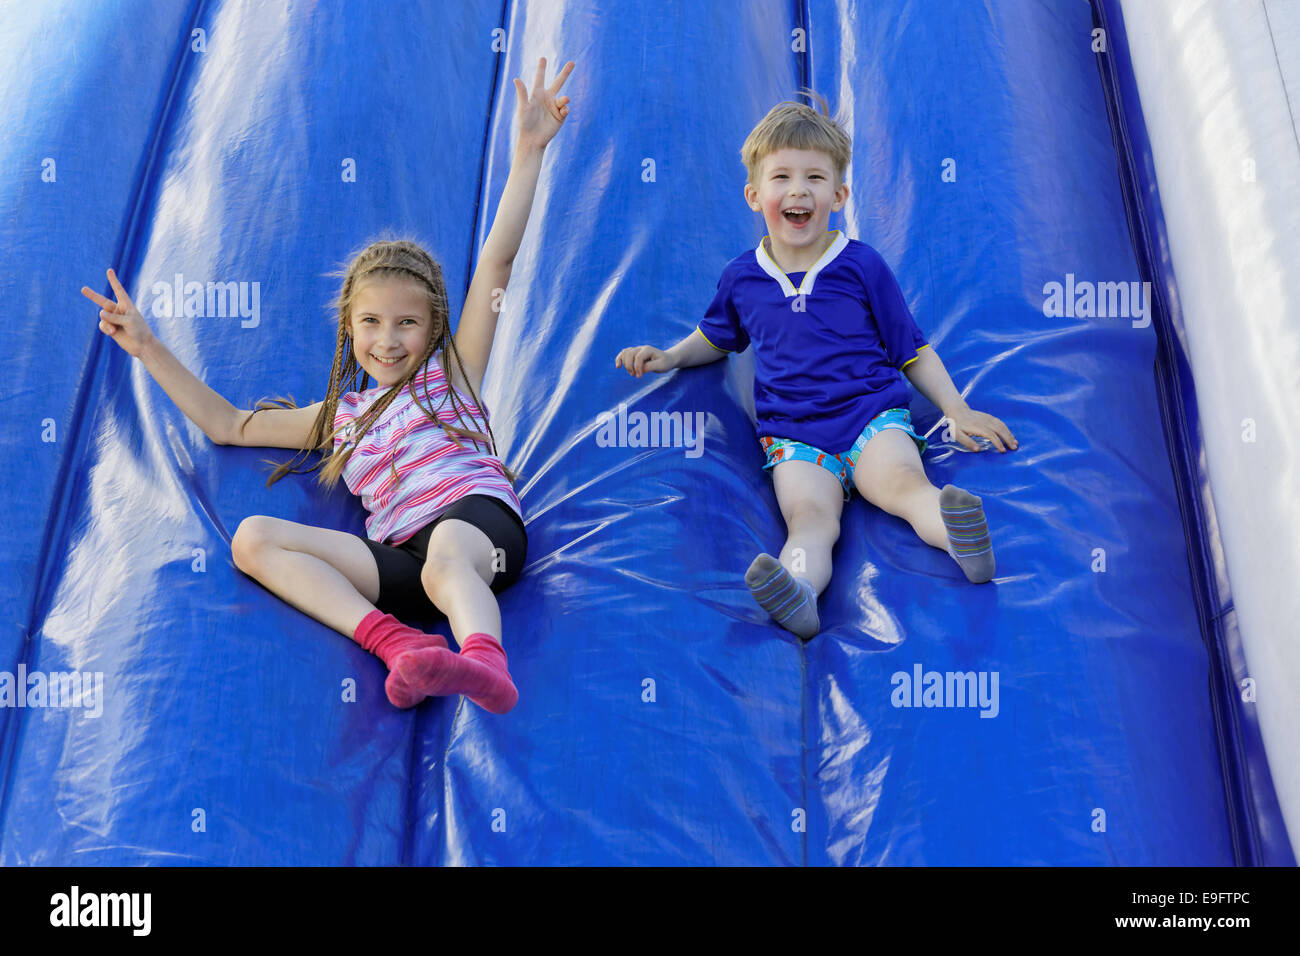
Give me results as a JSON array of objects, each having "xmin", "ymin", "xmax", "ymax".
[
  {"xmin": 392, "ymin": 635, "xmax": 518, "ymax": 714},
  {"xmin": 744, "ymin": 553, "xmax": 821, "ymax": 639},
  {"xmin": 939, "ymin": 484, "xmax": 996, "ymax": 583}
]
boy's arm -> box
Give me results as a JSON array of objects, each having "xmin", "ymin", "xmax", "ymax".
[
  {"xmin": 669, "ymin": 329, "xmax": 729, "ymax": 368},
  {"xmin": 902, "ymin": 345, "xmax": 1019, "ymax": 452},
  {"xmin": 618, "ymin": 255, "xmax": 746, "ymax": 377},
  {"xmin": 453, "ymin": 58, "xmax": 574, "ymax": 396},
  {"xmin": 615, "ymin": 329, "xmax": 726, "ymax": 377},
  {"xmin": 901, "ymin": 345, "xmax": 966, "ymax": 417}
]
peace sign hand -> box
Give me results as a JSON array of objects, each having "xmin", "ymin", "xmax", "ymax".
[
  {"xmin": 80, "ymin": 268, "xmax": 156, "ymax": 358},
  {"xmin": 513, "ymin": 57, "xmax": 575, "ymax": 151}
]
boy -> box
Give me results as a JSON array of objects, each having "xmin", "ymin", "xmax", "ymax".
[{"xmin": 615, "ymin": 96, "xmax": 1017, "ymax": 638}]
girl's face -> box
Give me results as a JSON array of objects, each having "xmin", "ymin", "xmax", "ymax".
[
  {"xmin": 744, "ymin": 147, "xmax": 848, "ymax": 256},
  {"xmin": 349, "ymin": 277, "xmax": 435, "ymax": 386}
]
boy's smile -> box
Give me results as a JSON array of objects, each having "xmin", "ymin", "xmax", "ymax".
[
  {"xmin": 745, "ymin": 147, "xmax": 850, "ymax": 272},
  {"xmin": 350, "ymin": 277, "xmax": 433, "ymax": 386}
]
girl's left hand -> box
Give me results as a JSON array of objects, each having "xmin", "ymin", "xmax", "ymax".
[
  {"xmin": 514, "ymin": 57, "xmax": 575, "ymax": 150},
  {"xmin": 946, "ymin": 407, "xmax": 1019, "ymax": 453}
]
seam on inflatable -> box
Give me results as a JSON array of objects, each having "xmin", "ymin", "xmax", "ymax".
[
  {"xmin": 1261, "ymin": 0, "xmax": 1300, "ymax": 158},
  {"xmin": 412, "ymin": 0, "xmax": 514, "ymax": 869}
]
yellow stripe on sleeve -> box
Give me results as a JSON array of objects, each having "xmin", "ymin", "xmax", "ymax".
[
  {"xmin": 695, "ymin": 327, "xmax": 729, "ymax": 352},
  {"xmin": 900, "ymin": 343, "xmax": 931, "ymax": 370}
]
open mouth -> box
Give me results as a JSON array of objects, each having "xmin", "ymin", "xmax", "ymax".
[
  {"xmin": 783, "ymin": 207, "xmax": 812, "ymax": 226},
  {"xmin": 372, "ymin": 354, "xmax": 405, "ymax": 367}
]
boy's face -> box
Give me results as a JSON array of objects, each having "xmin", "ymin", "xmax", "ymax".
[{"xmin": 745, "ymin": 148, "xmax": 849, "ymax": 253}]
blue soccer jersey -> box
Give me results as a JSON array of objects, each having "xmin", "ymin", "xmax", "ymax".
[{"xmin": 695, "ymin": 231, "xmax": 930, "ymax": 452}]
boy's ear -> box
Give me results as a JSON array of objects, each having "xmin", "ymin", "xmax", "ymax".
[
  {"xmin": 744, "ymin": 182, "xmax": 759, "ymax": 210},
  {"xmin": 833, "ymin": 179, "xmax": 850, "ymax": 210}
]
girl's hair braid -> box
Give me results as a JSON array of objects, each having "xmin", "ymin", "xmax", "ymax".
[{"xmin": 238, "ymin": 234, "xmax": 519, "ymax": 490}]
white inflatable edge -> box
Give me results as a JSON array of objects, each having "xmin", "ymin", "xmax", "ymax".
[{"xmin": 1117, "ymin": 0, "xmax": 1300, "ymax": 859}]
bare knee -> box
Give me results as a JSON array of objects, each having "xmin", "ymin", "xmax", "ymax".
[
  {"xmin": 786, "ymin": 500, "xmax": 841, "ymax": 545},
  {"xmin": 870, "ymin": 467, "xmax": 933, "ymax": 518},
  {"xmin": 419, "ymin": 550, "xmax": 480, "ymax": 603},
  {"xmin": 231, "ymin": 515, "xmax": 279, "ymax": 572}
]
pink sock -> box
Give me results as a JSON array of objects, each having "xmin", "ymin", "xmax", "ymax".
[
  {"xmin": 392, "ymin": 633, "xmax": 518, "ymax": 714},
  {"xmin": 351, "ymin": 609, "xmax": 449, "ymax": 709}
]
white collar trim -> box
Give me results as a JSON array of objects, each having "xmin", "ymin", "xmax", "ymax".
[{"xmin": 755, "ymin": 230, "xmax": 848, "ymax": 297}]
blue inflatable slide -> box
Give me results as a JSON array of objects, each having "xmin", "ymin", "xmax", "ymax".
[{"xmin": 0, "ymin": 0, "xmax": 1293, "ymax": 865}]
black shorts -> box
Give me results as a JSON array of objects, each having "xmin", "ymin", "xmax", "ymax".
[{"xmin": 361, "ymin": 495, "xmax": 527, "ymax": 621}]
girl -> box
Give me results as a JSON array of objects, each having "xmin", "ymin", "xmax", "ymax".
[{"xmin": 80, "ymin": 57, "xmax": 576, "ymax": 713}]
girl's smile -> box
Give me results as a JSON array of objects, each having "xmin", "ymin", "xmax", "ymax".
[{"xmin": 350, "ymin": 277, "xmax": 433, "ymax": 384}]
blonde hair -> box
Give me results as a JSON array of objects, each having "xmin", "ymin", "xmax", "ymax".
[
  {"xmin": 740, "ymin": 89, "xmax": 852, "ymax": 187},
  {"xmin": 241, "ymin": 234, "xmax": 518, "ymax": 489}
]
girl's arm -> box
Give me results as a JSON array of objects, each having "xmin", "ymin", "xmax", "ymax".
[
  {"xmin": 82, "ymin": 269, "xmax": 239, "ymax": 446},
  {"xmin": 137, "ymin": 336, "xmax": 241, "ymax": 445},
  {"xmin": 82, "ymin": 268, "xmax": 324, "ymax": 449},
  {"xmin": 453, "ymin": 57, "xmax": 574, "ymax": 396}
]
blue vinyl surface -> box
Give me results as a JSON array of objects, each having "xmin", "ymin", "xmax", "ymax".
[{"xmin": 0, "ymin": 0, "xmax": 1261, "ymax": 864}]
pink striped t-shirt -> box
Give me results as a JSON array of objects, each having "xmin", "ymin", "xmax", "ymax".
[{"xmin": 333, "ymin": 354, "xmax": 522, "ymax": 545}]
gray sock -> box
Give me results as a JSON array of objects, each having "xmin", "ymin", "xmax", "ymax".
[
  {"xmin": 745, "ymin": 553, "xmax": 821, "ymax": 639},
  {"xmin": 939, "ymin": 484, "xmax": 996, "ymax": 584}
]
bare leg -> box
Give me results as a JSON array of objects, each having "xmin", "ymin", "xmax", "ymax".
[
  {"xmin": 418, "ymin": 518, "xmax": 502, "ymax": 644},
  {"xmin": 851, "ymin": 429, "xmax": 949, "ymax": 549},
  {"xmin": 230, "ymin": 516, "xmax": 382, "ymax": 637},
  {"xmin": 852, "ymin": 429, "xmax": 996, "ymax": 582},
  {"xmin": 392, "ymin": 518, "xmax": 519, "ymax": 713},
  {"xmin": 892, "ymin": 482, "xmax": 949, "ymax": 550},
  {"xmin": 772, "ymin": 458, "xmax": 845, "ymax": 591},
  {"xmin": 746, "ymin": 459, "xmax": 844, "ymax": 638}
]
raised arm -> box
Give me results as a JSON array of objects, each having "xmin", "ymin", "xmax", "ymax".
[
  {"xmin": 81, "ymin": 268, "xmax": 323, "ymax": 449},
  {"xmin": 454, "ymin": 57, "xmax": 575, "ymax": 396},
  {"xmin": 82, "ymin": 268, "xmax": 239, "ymax": 445}
]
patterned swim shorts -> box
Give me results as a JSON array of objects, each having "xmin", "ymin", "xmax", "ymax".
[{"xmin": 759, "ymin": 407, "xmax": 928, "ymax": 500}]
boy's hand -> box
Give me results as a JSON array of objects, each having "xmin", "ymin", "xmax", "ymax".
[
  {"xmin": 946, "ymin": 407, "xmax": 1018, "ymax": 453},
  {"xmin": 615, "ymin": 345, "xmax": 675, "ymax": 377},
  {"xmin": 514, "ymin": 57, "xmax": 574, "ymax": 152},
  {"xmin": 81, "ymin": 269, "xmax": 156, "ymax": 359}
]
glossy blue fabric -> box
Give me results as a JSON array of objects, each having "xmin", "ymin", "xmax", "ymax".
[{"xmin": 0, "ymin": 0, "xmax": 1272, "ymax": 864}]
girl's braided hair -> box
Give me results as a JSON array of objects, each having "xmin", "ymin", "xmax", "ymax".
[{"xmin": 240, "ymin": 235, "xmax": 517, "ymax": 489}]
